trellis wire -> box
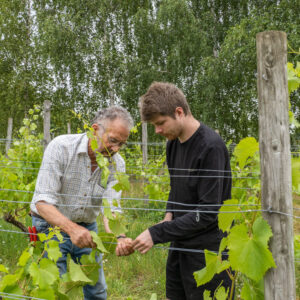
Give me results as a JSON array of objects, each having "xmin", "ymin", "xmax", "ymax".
[
  {"xmin": 0, "ymin": 292, "xmax": 46, "ymax": 300},
  {"xmin": 0, "ymin": 165, "xmax": 259, "ymax": 179}
]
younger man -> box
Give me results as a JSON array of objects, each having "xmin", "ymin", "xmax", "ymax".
[{"xmin": 133, "ymin": 82, "xmax": 232, "ymax": 300}]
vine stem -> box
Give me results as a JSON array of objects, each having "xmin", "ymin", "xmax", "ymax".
[{"xmin": 228, "ymin": 272, "xmax": 237, "ymax": 300}]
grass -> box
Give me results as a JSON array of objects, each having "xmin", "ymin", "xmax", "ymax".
[{"xmin": 293, "ymin": 193, "xmax": 300, "ymax": 299}]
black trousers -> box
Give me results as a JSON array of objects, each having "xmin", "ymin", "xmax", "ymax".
[{"xmin": 166, "ymin": 247, "xmax": 233, "ymax": 300}]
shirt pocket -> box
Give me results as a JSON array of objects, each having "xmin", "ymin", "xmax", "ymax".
[{"xmin": 91, "ymin": 183, "xmax": 105, "ymax": 205}]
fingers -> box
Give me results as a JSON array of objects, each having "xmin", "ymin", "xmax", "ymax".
[
  {"xmin": 132, "ymin": 230, "xmax": 153, "ymax": 254},
  {"xmin": 116, "ymin": 238, "xmax": 135, "ymax": 256},
  {"xmin": 70, "ymin": 225, "xmax": 95, "ymax": 248}
]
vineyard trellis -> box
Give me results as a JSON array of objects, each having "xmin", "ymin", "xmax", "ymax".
[{"xmin": 0, "ymin": 30, "xmax": 299, "ymax": 299}]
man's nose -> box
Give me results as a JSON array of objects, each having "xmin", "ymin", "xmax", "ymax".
[
  {"xmin": 111, "ymin": 144, "xmax": 121, "ymax": 152},
  {"xmin": 155, "ymin": 126, "xmax": 162, "ymax": 134}
]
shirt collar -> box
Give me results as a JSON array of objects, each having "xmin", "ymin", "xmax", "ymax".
[{"xmin": 77, "ymin": 133, "xmax": 89, "ymax": 155}]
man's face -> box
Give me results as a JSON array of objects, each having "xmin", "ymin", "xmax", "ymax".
[
  {"xmin": 150, "ymin": 114, "xmax": 182, "ymax": 140},
  {"xmin": 93, "ymin": 118, "xmax": 130, "ymax": 157}
]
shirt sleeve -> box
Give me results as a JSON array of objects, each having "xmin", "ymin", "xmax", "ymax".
[
  {"xmin": 149, "ymin": 145, "xmax": 228, "ymax": 244},
  {"xmin": 31, "ymin": 140, "xmax": 65, "ymax": 208},
  {"xmin": 102, "ymin": 154, "xmax": 125, "ymax": 213}
]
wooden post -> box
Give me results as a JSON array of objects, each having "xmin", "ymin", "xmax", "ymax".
[
  {"xmin": 142, "ymin": 122, "xmax": 148, "ymax": 165},
  {"xmin": 257, "ymin": 31, "xmax": 295, "ymax": 299},
  {"xmin": 5, "ymin": 118, "xmax": 13, "ymax": 154},
  {"xmin": 67, "ymin": 122, "xmax": 71, "ymax": 134},
  {"xmin": 43, "ymin": 100, "xmax": 51, "ymax": 150}
]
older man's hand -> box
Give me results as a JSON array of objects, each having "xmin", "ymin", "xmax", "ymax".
[{"xmin": 116, "ymin": 237, "xmax": 135, "ymax": 256}]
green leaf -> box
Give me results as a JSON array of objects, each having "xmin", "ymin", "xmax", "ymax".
[
  {"xmin": 227, "ymin": 219, "xmax": 276, "ymax": 281},
  {"xmin": 80, "ymin": 250, "xmax": 100, "ymax": 285},
  {"xmin": 193, "ymin": 250, "xmax": 230, "ymax": 287},
  {"xmin": 90, "ymin": 231, "xmax": 109, "ymax": 253},
  {"xmin": 240, "ymin": 280, "xmax": 264, "ymax": 300},
  {"xmin": 0, "ymin": 264, "xmax": 9, "ymax": 273},
  {"xmin": 218, "ymin": 199, "xmax": 239, "ymax": 232},
  {"xmin": 215, "ymin": 286, "xmax": 229, "ymax": 300},
  {"xmin": 91, "ymin": 138, "xmax": 98, "ymax": 151},
  {"xmin": 29, "ymin": 258, "xmax": 59, "ymax": 289},
  {"xmin": 46, "ymin": 240, "xmax": 62, "ymax": 263},
  {"xmin": 233, "ymin": 137, "xmax": 259, "ymax": 169},
  {"xmin": 203, "ymin": 290, "xmax": 213, "ymax": 300},
  {"xmin": 18, "ymin": 250, "xmax": 31, "ymax": 267},
  {"xmin": 69, "ymin": 259, "xmax": 93, "ymax": 283},
  {"xmin": 31, "ymin": 288, "xmax": 56, "ymax": 300},
  {"xmin": 101, "ymin": 167, "xmax": 110, "ymax": 188},
  {"xmin": 98, "ymin": 232, "xmax": 118, "ymax": 254},
  {"xmin": 113, "ymin": 172, "xmax": 130, "ymax": 192},
  {"xmin": 218, "ymin": 237, "xmax": 228, "ymax": 256},
  {"xmin": 109, "ymin": 219, "xmax": 127, "ymax": 236},
  {"xmin": 102, "ymin": 198, "xmax": 114, "ymax": 220},
  {"xmin": 0, "ymin": 269, "xmax": 23, "ymax": 293}
]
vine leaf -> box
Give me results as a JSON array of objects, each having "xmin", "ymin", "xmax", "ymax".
[
  {"xmin": 31, "ymin": 288, "xmax": 56, "ymax": 300},
  {"xmin": 193, "ymin": 250, "xmax": 230, "ymax": 287},
  {"xmin": 233, "ymin": 137, "xmax": 259, "ymax": 169},
  {"xmin": 46, "ymin": 240, "xmax": 62, "ymax": 263},
  {"xmin": 90, "ymin": 231, "xmax": 109, "ymax": 253},
  {"xmin": 98, "ymin": 232, "xmax": 117, "ymax": 254},
  {"xmin": 102, "ymin": 198, "xmax": 114, "ymax": 220},
  {"xmin": 227, "ymin": 217, "xmax": 276, "ymax": 281},
  {"xmin": 215, "ymin": 286, "xmax": 229, "ymax": 300},
  {"xmin": 0, "ymin": 265, "xmax": 9, "ymax": 273},
  {"xmin": 18, "ymin": 250, "xmax": 31, "ymax": 267},
  {"xmin": 240, "ymin": 279, "xmax": 264, "ymax": 300},
  {"xmin": 109, "ymin": 218, "xmax": 127, "ymax": 236},
  {"xmin": 80, "ymin": 250, "xmax": 99, "ymax": 285},
  {"xmin": 69, "ymin": 259, "xmax": 92, "ymax": 283},
  {"xmin": 203, "ymin": 290, "xmax": 213, "ymax": 300},
  {"xmin": 29, "ymin": 258, "xmax": 59, "ymax": 289},
  {"xmin": 218, "ymin": 199, "xmax": 239, "ymax": 232},
  {"xmin": 113, "ymin": 173, "xmax": 130, "ymax": 192}
]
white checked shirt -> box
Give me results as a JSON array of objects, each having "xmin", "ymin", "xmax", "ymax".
[{"xmin": 30, "ymin": 133, "xmax": 124, "ymax": 223}]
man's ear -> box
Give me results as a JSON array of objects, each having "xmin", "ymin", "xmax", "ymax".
[
  {"xmin": 175, "ymin": 107, "xmax": 184, "ymax": 118},
  {"xmin": 91, "ymin": 123, "xmax": 99, "ymax": 134}
]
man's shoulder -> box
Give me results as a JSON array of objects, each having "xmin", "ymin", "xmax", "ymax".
[
  {"xmin": 51, "ymin": 133, "xmax": 86, "ymax": 145},
  {"xmin": 112, "ymin": 153, "xmax": 125, "ymax": 171},
  {"xmin": 45, "ymin": 133, "xmax": 87, "ymax": 156}
]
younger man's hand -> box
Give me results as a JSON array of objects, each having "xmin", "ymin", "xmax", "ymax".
[{"xmin": 132, "ymin": 229, "xmax": 154, "ymax": 254}]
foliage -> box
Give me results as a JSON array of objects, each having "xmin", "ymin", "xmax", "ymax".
[
  {"xmin": 0, "ymin": 105, "xmax": 43, "ymax": 228},
  {"xmin": 194, "ymin": 137, "xmax": 274, "ymax": 300},
  {"xmin": 0, "ymin": 228, "xmax": 116, "ymax": 299}
]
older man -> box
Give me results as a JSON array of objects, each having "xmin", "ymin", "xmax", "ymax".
[{"xmin": 30, "ymin": 106, "xmax": 134, "ymax": 300}]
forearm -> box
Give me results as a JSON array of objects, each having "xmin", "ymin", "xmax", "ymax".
[{"xmin": 36, "ymin": 201, "xmax": 80, "ymax": 236}]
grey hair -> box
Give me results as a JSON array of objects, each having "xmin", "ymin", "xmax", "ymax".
[{"xmin": 91, "ymin": 106, "xmax": 134, "ymax": 130}]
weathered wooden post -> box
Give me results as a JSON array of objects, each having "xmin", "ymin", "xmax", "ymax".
[
  {"xmin": 257, "ymin": 31, "xmax": 295, "ymax": 299},
  {"xmin": 43, "ymin": 100, "xmax": 51, "ymax": 150},
  {"xmin": 142, "ymin": 122, "xmax": 148, "ymax": 165},
  {"xmin": 5, "ymin": 118, "xmax": 13, "ymax": 154},
  {"xmin": 67, "ymin": 122, "xmax": 71, "ymax": 134}
]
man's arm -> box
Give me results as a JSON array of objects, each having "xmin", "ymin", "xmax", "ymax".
[
  {"xmin": 132, "ymin": 212, "xmax": 173, "ymax": 254},
  {"xmin": 133, "ymin": 146, "xmax": 229, "ymax": 253},
  {"xmin": 36, "ymin": 202, "xmax": 96, "ymax": 249}
]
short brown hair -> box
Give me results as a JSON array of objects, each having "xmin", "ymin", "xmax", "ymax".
[{"xmin": 139, "ymin": 82, "xmax": 191, "ymax": 121}]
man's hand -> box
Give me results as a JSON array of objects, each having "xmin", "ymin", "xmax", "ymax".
[
  {"xmin": 116, "ymin": 237, "xmax": 135, "ymax": 256},
  {"xmin": 69, "ymin": 224, "xmax": 97, "ymax": 249},
  {"xmin": 132, "ymin": 229, "xmax": 153, "ymax": 254}
]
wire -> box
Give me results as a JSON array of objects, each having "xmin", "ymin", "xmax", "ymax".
[{"xmin": 0, "ymin": 292, "xmax": 46, "ymax": 300}]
